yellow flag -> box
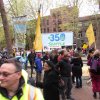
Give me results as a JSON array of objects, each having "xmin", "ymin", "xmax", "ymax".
[
  {"xmin": 33, "ymin": 11, "xmax": 43, "ymax": 52},
  {"xmin": 86, "ymin": 23, "xmax": 95, "ymax": 46}
]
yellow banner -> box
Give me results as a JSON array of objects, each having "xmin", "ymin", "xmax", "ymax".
[
  {"xmin": 33, "ymin": 12, "xmax": 43, "ymax": 52},
  {"xmin": 86, "ymin": 23, "xmax": 95, "ymax": 46}
]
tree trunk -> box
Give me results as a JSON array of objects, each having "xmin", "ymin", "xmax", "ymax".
[
  {"xmin": 0, "ymin": 0, "xmax": 12, "ymax": 55},
  {"xmin": 96, "ymin": 1, "xmax": 100, "ymax": 50},
  {"xmin": 96, "ymin": 22, "xmax": 100, "ymax": 50},
  {"xmin": 99, "ymin": 0, "xmax": 100, "ymax": 10}
]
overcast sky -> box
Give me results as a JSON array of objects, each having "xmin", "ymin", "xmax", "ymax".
[
  {"xmin": 4, "ymin": 0, "xmax": 100, "ymax": 17},
  {"xmin": 51, "ymin": 0, "xmax": 99, "ymax": 17},
  {"xmin": 79, "ymin": 0, "xmax": 99, "ymax": 17},
  {"xmin": 39, "ymin": 0, "xmax": 99, "ymax": 17}
]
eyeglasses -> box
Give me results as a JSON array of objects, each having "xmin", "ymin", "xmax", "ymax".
[{"xmin": 0, "ymin": 71, "xmax": 19, "ymax": 77}]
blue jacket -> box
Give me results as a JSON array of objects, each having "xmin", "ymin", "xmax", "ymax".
[{"xmin": 35, "ymin": 57, "xmax": 42, "ymax": 73}]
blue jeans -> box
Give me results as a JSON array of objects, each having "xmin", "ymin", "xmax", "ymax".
[{"xmin": 76, "ymin": 76, "xmax": 82, "ymax": 87}]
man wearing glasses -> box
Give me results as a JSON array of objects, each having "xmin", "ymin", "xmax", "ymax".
[{"xmin": 0, "ymin": 58, "xmax": 44, "ymax": 100}]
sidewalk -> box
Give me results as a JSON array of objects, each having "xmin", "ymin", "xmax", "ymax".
[
  {"xmin": 72, "ymin": 85, "xmax": 95, "ymax": 100},
  {"xmin": 71, "ymin": 62, "xmax": 99, "ymax": 100}
]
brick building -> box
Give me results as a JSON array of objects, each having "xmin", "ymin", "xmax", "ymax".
[
  {"xmin": 41, "ymin": 6, "xmax": 100, "ymax": 47},
  {"xmin": 41, "ymin": 6, "xmax": 77, "ymax": 33}
]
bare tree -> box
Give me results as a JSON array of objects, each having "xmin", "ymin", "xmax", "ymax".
[
  {"xmin": 57, "ymin": 0, "xmax": 83, "ymax": 48},
  {"xmin": 0, "ymin": 0, "xmax": 12, "ymax": 55},
  {"xmin": 87, "ymin": 0, "xmax": 100, "ymax": 49},
  {"xmin": 94, "ymin": 0, "xmax": 100, "ymax": 50}
]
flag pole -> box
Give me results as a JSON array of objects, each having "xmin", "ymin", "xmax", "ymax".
[
  {"xmin": 94, "ymin": 41, "xmax": 96, "ymax": 50},
  {"xmin": 94, "ymin": 32, "xmax": 96, "ymax": 50},
  {"xmin": 39, "ymin": 4, "xmax": 44, "ymax": 55}
]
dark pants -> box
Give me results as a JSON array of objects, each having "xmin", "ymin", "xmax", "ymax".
[
  {"xmin": 36, "ymin": 72, "xmax": 42, "ymax": 82},
  {"xmin": 61, "ymin": 77, "xmax": 72, "ymax": 99},
  {"xmin": 25, "ymin": 58, "xmax": 28, "ymax": 70},
  {"xmin": 30, "ymin": 65, "xmax": 34, "ymax": 77},
  {"xmin": 29, "ymin": 61, "xmax": 34, "ymax": 77},
  {"xmin": 72, "ymin": 75, "xmax": 75, "ymax": 83},
  {"xmin": 76, "ymin": 76, "xmax": 82, "ymax": 87}
]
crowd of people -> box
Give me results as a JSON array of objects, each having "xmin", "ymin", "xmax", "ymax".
[
  {"xmin": 87, "ymin": 49, "xmax": 100, "ymax": 99},
  {"xmin": 0, "ymin": 47, "xmax": 100, "ymax": 100}
]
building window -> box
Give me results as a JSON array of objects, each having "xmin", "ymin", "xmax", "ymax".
[
  {"xmin": 42, "ymin": 19, "xmax": 45, "ymax": 25},
  {"xmin": 47, "ymin": 28, "xmax": 49, "ymax": 32},
  {"xmin": 53, "ymin": 20, "xmax": 56, "ymax": 25},
  {"xmin": 58, "ymin": 27, "xmax": 62, "ymax": 32},
  {"xmin": 44, "ymin": 28, "xmax": 46, "ymax": 33},
  {"xmin": 53, "ymin": 28, "xmax": 56, "ymax": 32},
  {"xmin": 58, "ymin": 19, "xmax": 62, "ymax": 24},
  {"xmin": 47, "ymin": 20, "xmax": 49, "ymax": 25}
]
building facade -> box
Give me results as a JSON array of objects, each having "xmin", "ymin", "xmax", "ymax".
[{"xmin": 41, "ymin": 6, "xmax": 100, "ymax": 47}]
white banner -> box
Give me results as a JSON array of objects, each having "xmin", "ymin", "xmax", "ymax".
[{"xmin": 42, "ymin": 32, "xmax": 73, "ymax": 51}]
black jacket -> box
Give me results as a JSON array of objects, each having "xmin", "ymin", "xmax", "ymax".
[
  {"xmin": 50, "ymin": 55, "xmax": 58, "ymax": 65},
  {"xmin": 71, "ymin": 57, "xmax": 83, "ymax": 76},
  {"xmin": 28, "ymin": 52, "xmax": 36, "ymax": 65},
  {"xmin": 56, "ymin": 59, "xmax": 72, "ymax": 77},
  {"xmin": 36, "ymin": 69, "xmax": 59, "ymax": 100}
]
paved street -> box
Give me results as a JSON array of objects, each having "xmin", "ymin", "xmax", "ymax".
[
  {"xmin": 71, "ymin": 65, "xmax": 94, "ymax": 100},
  {"xmin": 72, "ymin": 85, "xmax": 95, "ymax": 100},
  {"xmin": 71, "ymin": 57, "xmax": 99, "ymax": 100}
]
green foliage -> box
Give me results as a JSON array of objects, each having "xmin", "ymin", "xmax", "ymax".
[
  {"xmin": 9, "ymin": 0, "xmax": 26, "ymax": 16},
  {"xmin": 0, "ymin": 26, "xmax": 6, "ymax": 49},
  {"xmin": 0, "ymin": 16, "xmax": 37, "ymax": 50},
  {"xmin": 0, "ymin": 26, "xmax": 5, "ymax": 40},
  {"xmin": 25, "ymin": 19, "xmax": 37, "ymax": 49},
  {"xmin": 59, "ymin": 6, "xmax": 79, "ymax": 34},
  {"xmin": 0, "ymin": 24, "xmax": 14, "ymax": 49}
]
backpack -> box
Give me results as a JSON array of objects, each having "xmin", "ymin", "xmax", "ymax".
[
  {"xmin": 87, "ymin": 57, "xmax": 92, "ymax": 66},
  {"xmin": 96, "ymin": 58, "xmax": 100, "ymax": 73},
  {"xmin": 97, "ymin": 58, "xmax": 100, "ymax": 66},
  {"xmin": 91, "ymin": 57, "xmax": 100, "ymax": 72}
]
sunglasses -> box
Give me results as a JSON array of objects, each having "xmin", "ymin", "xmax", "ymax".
[{"xmin": 0, "ymin": 71, "xmax": 19, "ymax": 77}]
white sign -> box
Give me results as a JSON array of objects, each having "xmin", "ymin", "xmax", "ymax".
[{"xmin": 42, "ymin": 32, "xmax": 73, "ymax": 51}]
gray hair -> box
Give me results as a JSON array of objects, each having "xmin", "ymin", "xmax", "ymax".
[{"xmin": 3, "ymin": 58, "xmax": 22, "ymax": 72}]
